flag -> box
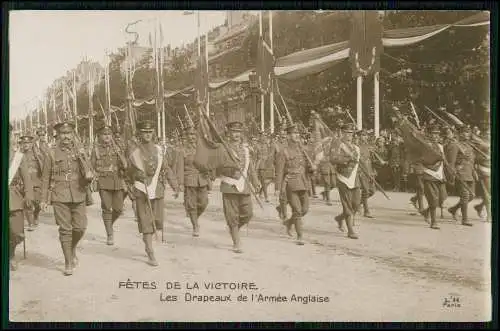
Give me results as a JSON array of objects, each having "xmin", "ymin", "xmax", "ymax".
[
  {"xmin": 396, "ymin": 116, "xmax": 441, "ymax": 165},
  {"xmin": 257, "ymin": 35, "xmax": 274, "ymax": 93},
  {"xmin": 194, "ymin": 109, "xmax": 223, "ymax": 171},
  {"xmin": 349, "ymin": 10, "xmax": 384, "ymax": 78},
  {"xmin": 195, "ymin": 42, "xmax": 209, "ymax": 103},
  {"xmin": 311, "ymin": 113, "xmax": 334, "ymax": 164}
]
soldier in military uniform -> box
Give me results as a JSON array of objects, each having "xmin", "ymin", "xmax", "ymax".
[
  {"xmin": 388, "ymin": 133, "xmax": 404, "ymax": 192},
  {"xmin": 357, "ymin": 130, "xmax": 377, "ymax": 218},
  {"xmin": 40, "ymin": 121, "xmax": 93, "ymax": 276},
  {"xmin": 128, "ymin": 120, "xmax": 179, "ymax": 266},
  {"xmin": 255, "ymin": 131, "xmax": 275, "ymax": 203},
  {"xmin": 9, "ymin": 124, "xmax": 34, "ymax": 271},
  {"xmin": 275, "ymin": 123, "xmax": 314, "ymax": 245},
  {"xmin": 409, "ymin": 161, "xmax": 425, "ymax": 213},
  {"xmin": 19, "ymin": 135, "xmax": 44, "ymax": 231},
  {"xmin": 90, "ymin": 125, "xmax": 128, "ymax": 245},
  {"xmin": 446, "ymin": 125, "xmax": 475, "ymax": 226},
  {"xmin": 34, "ymin": 127, "xmax": 50, "ymax": 154},
  {"xmin": 329, "ymin": 123, "xmax": 360, "ymax": 239},
  {"xmin": 210, "ymin": 121, "xmax": 260, "ymax": 253},
  {"xmin": 420, "ymin": 125, "xmax": 448, "ymax": 229},
  {"xmin": 473, "ymin": 128, "xmax": 490, "ymax": 221},
  {"xmin": 176, "ymin": 124, "xmax": 209, "ymax": 237}
]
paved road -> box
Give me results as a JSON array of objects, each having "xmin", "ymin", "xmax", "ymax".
[{"xmin": 9, "ymin": 183, "xmax": 492, "ymax": 322}]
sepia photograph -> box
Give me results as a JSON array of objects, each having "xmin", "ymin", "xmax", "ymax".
[{"xmin": 6, "ymin": 9, "xmax": 492, "ymax": 323}]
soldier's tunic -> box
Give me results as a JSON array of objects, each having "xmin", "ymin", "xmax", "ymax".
[
  {"xmin": 446, "ymin": 139, "xmax": 476, "ymax": 222},
  {"xmin": 275, "ymin": 142, "xmax": 311, "ymax": 236},
  {"xmin": 91, "ymin": 142, "xmax": 126, "ymax": 226},
  {"xmin": 330, "ymin": 140, "xmax": 361, "ymax": 218},
  {"xmin": 23, "ymin": 149, "xmax": 44, "ymax": 226},
  {"xmin": 128, "ymin": 142, "xmax": 179, "ymax": 234},
  {"xmin": 358, "ymin": 143, "xmax": 376, "ymax": 203},
  {"xmin": 215, "ymin": 142, "xmax": 259, "ymax": 229},
  {"xmin": 176, "ymin": 142, "xmax": 209, "ymax": 226},
  {"xmin": 9, "ymin": 148, "xmax": 34, "ymax": 258}
]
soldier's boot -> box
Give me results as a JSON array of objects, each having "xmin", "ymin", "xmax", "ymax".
[
  {"xmin": 262, "ymin": 182, "xmax": 269, "ymax": 203},
  {"xmin": 71, "ymin": 230, "xmax": 84, "ymax": 268},
  {"xmin": 346, "ymin": 215, "xmax": 358, "ymax": 239},
  {"xmin": 325, "ymin": 189, "xmax": 332, "ymax": 206},
  {"xmin": 284, "ymin": 219, "xmax": 294, "ymax": 237},
  {"xmin": 448, "ymin": 203, "xmax": 460, "ymax": 221},
  {"xmin": 33, "ymin": 203, "xmax": 41, "ymax": 227},
  {"xmin": 60, "ymin": 240, "xmax": 73, "ymax": 276},
  {"xmin": 229, "ymin": 226, "xmax": 242, "ymax": 254},
  {"xmin": 417, "ymin": 193, "xmax": 425, "ymax": 214},
  {"xmin": 190, "ymin": 213, "xmax": 200, "ymax": 237},
  {"xmin": 295, "ymin": 218, "xmax": 305, "ymax": 246},
  {"xmin": 422, "ymin": 207, "xmax": 430, "ymax": 224},
  {"xmin": 429, "ymin": 208, "xmax": 440, "ymax": 229},
  {"xmin": 104, "ymin": 221, "xmax": 114, "ymax": 245},
  {"xmin": 363, "ymin": 200, "xmax": 374, "ymax": 218},
  {"xmin": 10, "ymin": 242, "xmax": 18, "ymax": 271},
  {"xmin": 474, "ymin": 203, "xmax": 485, "ymax": 218},
  {"xmin": 461, "ymin": 202, "xmax": 473, "ymax": 227},
  {"xmin": 143, "ymin": 234, "xmax": 159, "ymax": 266},
  {"xmin": 335, "ymin": 213, "xmax": 345, "ymax": 232},
  {"xmin": 26, "ymin": 211, "xmax": 35, "ymax": 231}
]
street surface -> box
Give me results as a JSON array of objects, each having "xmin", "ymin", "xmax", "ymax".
[{"xmin": 9, "ymin": 181, "xmax": 492, "ymax": 322}]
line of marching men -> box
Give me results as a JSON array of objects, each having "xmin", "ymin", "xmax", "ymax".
[{"xmin": 8, "ymin": 110, "xmax": 490, "ymax": 275}]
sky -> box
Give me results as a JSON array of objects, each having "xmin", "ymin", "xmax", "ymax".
[{"xmin": 9, "ymin": 10, "xmax": 227, "ymax": 120}]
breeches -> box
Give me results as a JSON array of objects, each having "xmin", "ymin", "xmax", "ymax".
[
  {"xmin": 457, "ymin": 180, "xmax": 475, "ymax": 204},
  {"xmin": 415, "ymin": 174, "xmax": 424, "ymax": 194},
  {"xmin": 184, "ymin": 186, "xmax": 208, "ymax": 218},
  {"xmin": 99, "ymin": 189, "xmax": 124, "ymax": 220},
  {"xmin": 136, "ymin": 195, "xmax": 164, "ymax": 234},
  {"xmin": 53, "ymin": 202, "xmax": 88, "ymax": 241},
  {"xmin": 423, "ymin": 180, "xmax": 447, "ymax": 209},
  {"xmin": 286, "ymin": 189, "xmax": 309, "ymax": 221},
  {"xmin": 222, "ymin": 193, "xmax": 253, "ymax": 228},
  {"xmin": 337, "ymin": 181, "xmax": 361, "ymax": 217}
]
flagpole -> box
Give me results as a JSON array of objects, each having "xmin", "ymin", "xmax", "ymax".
[
  {"xmin": 160, "ymin": 20, "xmax": 166, "ymax": 144},
  {"xmin": 37, "ymin": 98, "xmax": 41, "ymax": 130},
  {"xmin": 43, "ymin": 95, "xmax": 48, "ymax": 140},
  {"xmin": 259, "ymin": 11, "xmax": 264, "ymax": 132},
  {"xmin": 269, "ymin": 11, "xmax": 274, "ymax": 134},
  {"xmin": 154, "ymin": 18, "xmax": 161, "ymax": 140},
  {"xmin": 88, "ymin": 71, "xmax": 94, "ymax": 147},
  {"xmin": 205, "ymin": 30, "xmax": 210, "ymax": 116},
  {"xmin": 374, "ymin": 71, "xmax": 380, "ymax": 137}
]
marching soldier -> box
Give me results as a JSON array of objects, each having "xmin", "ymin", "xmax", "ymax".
[
  {"xmin": 420, "ymin": 125, "xmax": 448, "ymax": 229},
  {"xmin": 128, "ymin": 120, "xmax": 179, "ymax": 266},
  {"xmin": 90, "ymin": 125, "xmax": 128, "ymax": 245},
  {"xmin": 211, "ymin": 121, "xmax": 260, "ymax": 253},
  {"xmin": 388, "ymin": 133, "xmax": 404, "ymax": 192},
  {"xmin": 357, "ymin": 129, "xmax": 377, "ymax": 218},
  {"xmin": 256, "ymin": 131, "xmax": 275, "ymax": 203},
  {"xmin": 19, "ymin": 135, "xmax": 44, "ymax": 231},
  {"xmin": 9, "ymin": 123, "xmax": 34, "ymax": 271},
  {"xmin": 34, "ymin": 127, "xmax": 50, "ymax": 154},
  {"xmin": 330, "ymin": 123, "xmax": 360, "ymax": 239},
  {"xmin": 40, "ymin": 121, "xmax": 94, "ymax": 276},
  {"xmin": 409, "ymin": 161, "xmax": 425, "ymax": 213},
  {"xmin": 446, "ymin": 125, "xmax": 475, "ymax": 226},
  {"xmin": 473, "ymin": 128, "xmax": 490, "ymax": 221},
  {"xmin": 276, "ymin": 123, "xmax": 314, "ymax": 245},
  {"xmin": 176, "ymin": 124, "xmax": 209, "ymax": 237}
]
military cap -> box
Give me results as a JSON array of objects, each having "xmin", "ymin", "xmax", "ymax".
[
  {"xmin": 137, "ymin": 120, "xmax": 155, "ymax": 132},
  {"xmin": 19, "ymin": 135, "xmax": 34, "ymax": 143},
  {"xmin": 343, "ymin": 123, "xmax": 356, "ymax": 133},
  {"xmin": 227, "ymin": 121, "xmax": 244, "ymax": 132},
  {"xmin": 286, "ymin": 123, "xmax": 299, "ymax": 134},
  {"xmin": 97, "ymin": 124, "xmax": 113, "ymax": 135},
  {"xmin": 53, "ymin": 121, "xmax": 75, "ymax": 132},
  {"xmin": 36, "ymin": 127, "xmax": 46, "ymax": 135}
]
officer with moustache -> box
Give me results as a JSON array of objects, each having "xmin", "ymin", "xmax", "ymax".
[
  {"xmin": 276, "ymin": 123, "xmax": 314, "ymax": 245},
  {"xmin": 212, "ymin": 121, "xmax": 260, "ymax": 253},
  {"xmin": 128, "ymin": 120, "xmax": 179, "ymax": 266},
  {"xmin": 176, "ymin": 123, "xmax": 209, "ymax": 237},
  {"xmin": 91, "ymin": 124, "xmax": 128, "ymax": 245},
  {"xmin": 19, "ymin": 135, "xmax": 44, "ymax": 231},
  {"xmin": 40, "ymin": 121, "xmax": 93, "ymax": 276},
  {"xmin": 329, "ymin": 123, "xmax": 361, "ymax": 239},
  {"xmin": 9, "ymin": 124, "xmax": 34, "ymax": 271}
]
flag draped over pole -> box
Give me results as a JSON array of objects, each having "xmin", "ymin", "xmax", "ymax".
[{"xmin": 257, "ymin": 13, "xmax": 275, "ymax": 95}]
